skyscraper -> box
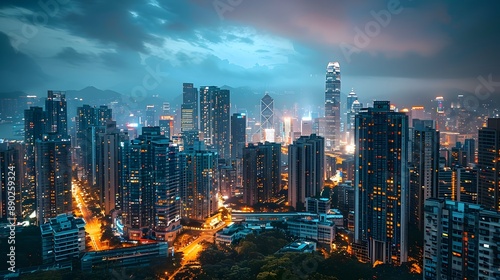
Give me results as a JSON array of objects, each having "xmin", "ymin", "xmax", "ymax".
[
  {"xmin": 325, "ymin": 62, "xmax": 341, "ymax": 151},
  {"xmin": 45, "ymin": 91, "xmax": 67, "ymax": 137},
  {"xmin": 199, "ymin": 86, "xmax": 231, "ymax": 159},
  {"xmin": 243, "ymin": 142, "xmax": 281, "ymax": 206},
  {"xmin": 409, "ymin": 119, "xmax": 439, "ymax": 231},
  {"xmin": 35, "ymin": 134, "xmax": 72, "ymax": 223},
  {"xmin": 199, "ymin": 86, "xmax": 218, "ymax": 144},
  {"xmin": 260, "ymin": 93, "xmax": 274, "ymax": 141},
  {"xmin": 24, "ymin": 106, "xmax": 46, "ymax": 218},
  {"xmin": 478, "ymin": 118, "xmax": 500, "ymax": 211},
  {"xmin": 231, "ymin": 113, "xmax": 246, "ymax": 159},
  {"xmin": 144, "ymin": 105, "xmax": 156, "ymax": 127},
  {"xmin": 76, "ymin": 105, "xmax": 112, "ymax": 185},
  {"xmin": 159, "ymin": 115, "xmax": 174, "ymax": 139},
  {"xmin": 95, "ymin": 121, "xmax": 129, "ymax": 214},
  {"xmin": 122, "ymin": 127, "xmax": 181, "ymax": 240},
  {"xmin": 180, "ymin": 142, "xmax": 218, "ymax": 220},
  {"xmin": 213, "ymin": 89, "xmax": 231, "ymax": 159},
  {"xmin": 181, "ymin": 83, "xmax": 198, "ymax": 132},
  {"xmin": 288, "ymin": 134, "xmax": 325, "ymax": 210},
  {"xmin": 354, "ymin": 101, "xmax": 408, "ymax": 265}
]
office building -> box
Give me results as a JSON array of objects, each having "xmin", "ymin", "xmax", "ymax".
[
  {"xmin": 242, "ymin": 142, "xmax": 281, "ymax": 205},
  {"xmin": 144, "ymin": 105, "xmax": 156, "ymax": 127},
  {"xmin": 478, "ymin": 118, "xmax": 500, "ymax": 211},
  {"xmin": 409, "ymin": 119, "xmax": 439, "ymax": 231},
  {"xmin": 35, "ymin": 134, "xmax": 72, "ymax": 223},
  {"xmin": 305, "ymin": 197, "xmax": 330, "ymax": 215},
  {"xmin": 287, "ymin": 217, "xmax": 335, "ymax": 245},
  {"xmin": 325, "ymin": 62, "xmax": 341, "ymax": 150},
  {"xmin": 199, "ymin": 86, "xmax": 231, "ymax": 159},
  {"xmin": 181, "ymin": 83, "xmax": 198, "ymax": 132},
  {"xmin": 354, "ymin": 101, "xmax": 408, "ymax": 265},
  {"xmin": 288, "ymin": 134, "xmax": 325, "ymax": 210},
  {"xmin": 40, "ymin": 213, "xmax": 85, "ymax": 264},
  {"xmin": 261, "ymin": 93, "xmax": 274, "ymax": 142},
  {"xmin": 231, "ymin": 113, "xmax": 246, "ymax": 159},
  {"xmin": 423, "ymin": 198, "xmax": 500, "ymax": 279},
  {"xmin": 159, "ymin": 115, "xmax": 174, "ymax": 139}
]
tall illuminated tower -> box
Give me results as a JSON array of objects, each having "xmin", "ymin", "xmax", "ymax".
[
  {"xmin": 325, "ymin": 62, "xmax": 341, "ymax": 150},
  {"xmin": 260, "ymin": 93, "xmax": 274, "ymax": 142},
  {"xmin": 354, "ymin": 101, "xmax": 408, "ymax": 265}
]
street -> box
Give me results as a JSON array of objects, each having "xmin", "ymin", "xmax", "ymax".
[{"xmin": 72, "ymin": 181, "xmax": 104, "ymax": 251}]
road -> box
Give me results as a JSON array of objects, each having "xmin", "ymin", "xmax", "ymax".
[
  {"xmin": 168, "ymin": 222, "xmax": 228, "ymax": 279},
  {"xmin": 72, "ymin": 182, "xmax": 103, "ymax": 251}
]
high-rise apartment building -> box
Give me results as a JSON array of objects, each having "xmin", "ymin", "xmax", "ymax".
[
  {"xmin": 95, "ymin": 121, "xmax": 129, "ymax": 214},
  {"xmin": 45, "ymin": 91, "xmax": 67, "ymax": 137},
  {"xmin": 76, "ymin": 105, "xmax": 112, "ymax": 186},
  {"xmin": 35, "ymin": 134, "xmax": 72, "ymax": 223},
  {"xmin": 325, "ymin": 62, "xmax": 341, "ymax": 150},
  {"xmin": 288, "ymin": 134, "xmax": 324, "ymax": 210},
  {"xmin": 242, "ymin": 142, "xmax": 281, "ymax": 206},
  {"xmin": 122, "ymin": 127, "xmax": 181, "ymax": 240},
  {"xmin": 424, "ymin": 198, "xmax": 500, "ymax": 279},
  {"xmin": 478, "ymin": 118, "xmax": 500, "ymax": 211},
  {"xmin": 23, "ymin": 106, "xmax": 46, "ymax": 218},
  {"xmin": 180, "ymin": 142, "xmax": 218, "ymax": 220},
  {"xmin": 409, "ymin": 119, "xmax": 439, "ymax": 231},
  {"xmin": 354, "ymin": 101, "xmax": 408, "ymax": 265}
]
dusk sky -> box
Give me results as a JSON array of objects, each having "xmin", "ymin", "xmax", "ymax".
[{"xmin": 1, "ymin": 0, "xmax": 499, "ymax": 106}]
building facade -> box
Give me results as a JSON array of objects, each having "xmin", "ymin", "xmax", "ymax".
[
  {"xmin": 354, "ymin": 101, "xmax": 408, "ymax": 265},
  {"xmin": 288, "ymin": 134, "xmax": 325, "ymax": 210}
]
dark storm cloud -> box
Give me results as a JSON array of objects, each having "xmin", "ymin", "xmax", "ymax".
[
  {"xmin": 54, "ymin": 47, "xmax": 93, "ymax": 65},
  {"xmin": 0, "ymin": 0, "xmax": 499, "ymax": 103},
  {"xmin": 62, "ymin": 0, "xmax": 163, "ymax": 52},
  {"xmin": 0, "ymin": 32, "xmax": 48, "ymax": 92}
]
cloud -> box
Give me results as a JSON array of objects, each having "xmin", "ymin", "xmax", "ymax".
[
  {"xmin": 54, "ymin": 47, "xmax": 94, "ymax": 65},
  {"xmin": 0, "ymin": 31, "xmax": 48, "ymax": 92}
]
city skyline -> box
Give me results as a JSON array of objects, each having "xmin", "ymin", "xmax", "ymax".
[
  {"xmin": 2, "ymin": 1, "xmax": 500, "ymax": 279},
  {"xmin": 1, "ymin": 1, "xmax": 500, "ymax": 108}
]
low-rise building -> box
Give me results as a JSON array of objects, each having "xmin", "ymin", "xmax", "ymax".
[
  {"xmin": 215, "ymin": 224, "xmax": 252, "ymax": 245},
  {"xmin": 40, "ymin": 213, "xmax": 86, "ymax": 264},
  {"xmin": 277, "ymin": 240, "xmax": 317, "ymax": 254},
  {"xmin": 287, "ymin": 217, "xmax": 335, "ymax": 245},
  {"xmin": 81, "ymin": 243, "xmax": 168, "ymax": 272}
]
